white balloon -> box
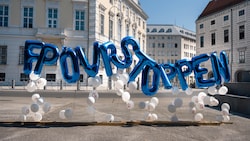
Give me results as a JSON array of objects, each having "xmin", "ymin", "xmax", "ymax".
[
  {"xmin": 37, "ymin": 97, "xmax": 44, "ymax": 105},
  {"xmin": 138, "ymin": 101, "xmax": 146, "ymax": 109},
  {"xmin": 64, "ymin": 109, "xmax": 73, "ymax": 119},
  {"xmin": 33, "ymin": 112, "xmax": 42, "ymax": 121},
  {"xmin": 216, "ymin": 115, "xmax": 224, "ymax": 122},
  {"xmin": 191, "ymin": 96, "xmax": 199, "ymax": 103},
  {"xmin": 150, "ymin": 97, "xmax": 159, "ymax": 106},
  {"xmin": 145, "ymin": 113, "xmax": 153, "ymax": 121},
  {"xmin": 119, "ymin": 73, "xmax": 129, "ymax": 84},
  {"xmin": 89, "ymin": 90, "xmax": 99, "ymax": 100},
  {"xmin": 185, "ymin": 87, "xmax": 193, "ymax": 95},
  {"xmin": 21, "ymin": 106, "xmax": 30, "ymax": 115},
  {"xmin": 31, "ymin": 93, "xmax": 40, "ymax": 103},
  {"xmin": 198, "ymin": 92, "xmax": 207, "ymax": 101},
  {"xmin": 30, "ymin": 103, "xmax": 39, "ymax": 113},
  {"xmin": 92, "ymin": 76, "xmax": 102, "ymax": 88},
  {"xmin": 147, "ymin": 102, "xmax": 156, "ymax": 112},
  {"xmin": 151, "ymin": 113, "xmax": 158, "ymax": 121},
  {"xmin": 111, "ymin": 73, "xmax": 119, "ymax": 81},
  {"xmin": 59, "ymin": 110, "xmax": 66, "ymax": 119},
  {"xmin": 43, "ymin": 102, "xmax": 51, "ymax": 113},
  {"xmin": 196, "ymin": 101, "xmax": 205, "ymax": 110},
  {"xmin": 168, "ymin": 104, "xmax": 176, "ymax": 113},
  {"xmin": 115, "ymin": 80, "xmax": 124, "ymax": 90},
  {"xmin": 36, "ymin": 78, "xmax": 47, "ymax": 89},
  {"xmin": 203, "ymin": 96, "xmax": 211, "ymax": 105},
  {"xmin": 191, "ymin": 107, "xmax": 197, "ymax": 114},
  {"xmin": 221, "ymin": 108, "xmax": 229, "ymax": 116},
  {"xmin": 87, "ymin": 96, "xmax": 95, "ymax": 106},
  {"xmin": 223, "ymin": 115, "xmax": 230, "ymax": 122},
  {"xmin": 106, "ymin": 114, "xmax": 114, "ymax": 122},
  {"xmin": 18, "ymin": 114, "xmax": 27, "ymax": 122},
  {"xmin": 221, "ymin": 103, "xmax": 230, "ymax": 110},
  {"xmin": 194, "ymin": 113, "xmax": 203, "ymax": 121},
  {"xmin": 29, "ymin": 71, "xmax": 40, "ymax": 81},
  {"xmin": 218, "ymin": 86, "xmax": 228, "ymax": 95},
  {"xmin": 208, "ymin": 86, "xmax": 217, "ymax": 95},
  {"xmin": 126, "ymin": 100, "xmax": 134, "ymax": 110},
  {"xmin": 116, "ymin": 89, "xmax": 124, "ymax": 96},
  {"xmin": 173, "ymin": 98, "xmax": 183, "ymax": 108},
  {"xmin": 172, "ymin": 86, "xmax": 179, "ymax": 95},
  {"xmin": 209, "ymin": 97, "xmax": 219, "ymax": 106},
  {"xmin": 122, "ymin": 91, "xmax": 130, "ymax": 103},
  {"xmin": 128, "ymin": 81, "xmax": 137, "ymax": 91},
  {"xmin": 26, "ymin": 81, "xmax": 37, "ymax": 92}
]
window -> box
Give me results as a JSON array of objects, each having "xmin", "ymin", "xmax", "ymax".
[
  {"xmin": 151, "ymin": 28, "xmax": 157, "ymax": 32},
  {"xmin": 200, "ymin": 36, "xmax": 204, "ymax": 47},
  {"xmin": 199, "ymin": 24, "xmax": 203, "ymax": 29},
  {"xmin": 239, "ymin": 50, "xmax": 245, "ymax": 63},
  {"xmin": 20, "ymin": 73, "xmax": 29, "ymax": 81},
  {"xmin": 224, "ymin": 29, "xmax": 229, "ymax": 43},
  {"xmin": 48, "ymin": 8, "xmax": 58, "ymax": 28},
  {"xmin": 0, "ymin": 5, "xmax": 8, "ymax": 27},
  {"xmin": 166, "ymin": 28, "xmax": 172, "ymax": 33},
  {"xmin": 46, "ymin": 74, "xmax": 56, "ymax": 82},
  {"xmin": 75, "ymin": 10, "xmax": 84, "ymax": 30},
  {"xmin": 109, "ymin": 19, "xmax": 113, "ymax": 39},
  {"xmin": 100, "ymin": 14, "xmax": 104, "ymax": 35},
  {"xmin": 152, "ymin": 43, "xmax": 155, "ymax": 48},
  {"xmin": 79, "ymin": 74, "xmax": 84, "ymax": 82},
  {"xmin": 159, "ymin": 28, "xmax": 165, "ymax": 32},
  {"xmin": 23, "ymin": 7, "xmax": 33, "ymax": 28},
  {"xmin": 239, "ymin": 9, "xmax": 245, "ymax": 16},
  {"xmin": 211, "ymin": 20, "xmax": 215, "ymax": 25},
  {"xmin": 224, "ymin": 15, "xmax": 229, "ymax": 21},
  {"xmin": 19, "ymin": 46, "xmax": 25, "ymax": 64},
  {"xmin": 162, "ymin": 43, "xmax": 165, "ymax": 48},
  {"xmin": 0, "ymin": 73, "xmax": 5, "ymax": 81},
  {"xmin": 175, "ymin": 43, "xmax": 178, "ymax": 48},
  {"xmin": 211, "ymin": 33, "xmax": 216, "ymax": 45},
  {"xmin": 239, "ymin": 25, "xmax": 245, "ymax": 40},
  {"xmin": 0, "ymin": 46, "xmax": 7, "ymax": 64}
]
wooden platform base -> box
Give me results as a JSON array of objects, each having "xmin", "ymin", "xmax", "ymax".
[{"xmin": 0, "ymin": 121, "xmax": 232, "ymax": 127}]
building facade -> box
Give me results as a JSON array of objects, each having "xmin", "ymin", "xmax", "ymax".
[
  {"xmin": 146, "ymin": 24, "xmax": 196, "ymax": 87},
  {"xmin": 0, "ymin": 0, "xmax": 148, "ymax": 89},
  {"xmin": 196, "ymin": 0, "xmax": 250, "ymax": 82}
]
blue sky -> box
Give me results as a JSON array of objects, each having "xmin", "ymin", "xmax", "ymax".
[{"xmin": 140, "ymin": 0, "xmax": 211, "ymax": 31}]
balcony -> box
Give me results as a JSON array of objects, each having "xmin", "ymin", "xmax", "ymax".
[{"xmin": 36, "ymin": 28, "xmax": 66, "ymax": 39}]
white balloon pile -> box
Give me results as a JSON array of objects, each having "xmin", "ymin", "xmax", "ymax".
[
  {"xmin": 208, "ymin": 85, "xmax": 228, "ymax": 95},
  {"xmin": 139, "ymin": 97, "xmax": 159, "ymax": 121},
  {"xmin": 189, "ymin": 92, "xmax": 229, "ymax": 122},
  {"xmin": 19, "ymin": 93, "xmax": 51, "ymax": 122},
  {"xmin": 216, "ymin": 103, "xmax": 230, "ymax": 122},
  {"xmin": 26, "ymin": 71, "xmax": 47, "ymax": 92},
  {"xmin": 59, "ymin": 109, "xmax": 73, "ymax": 120},
  {"xmin": 167, "ymin": 98, "xmax": 183, "ymax": 121},
  {"xmin": 112, "ymin": 69, "xmax": 137, "ymax": 112}
]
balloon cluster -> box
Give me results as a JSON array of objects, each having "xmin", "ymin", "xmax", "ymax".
[
  {"xmin": 207, "ymin": 85, "xmax": 228, "ymax": 95},
  {"xmin": 216, "ymin": 103, "xmax": 230, "ymax": 122},
  {"xmin": 26, "ymin": 71, "xmax": 47, "ymax": 92},
  {"xmin": 19, "ymin": 93, "xmax": 51, "ymax": 121},
  {"xmin": 114, "ymin": 69, "xmax": 135, "ymax": 108},
  {"xmin": 167, "ymin": 98, "xmax": 183, "ymax": 121},
  {"xmin": 138, "ymin": 97, "xmax": 159, "ymax": 121},
  {"xmin": 59, "ymin": 109, "xmax": 73, "ymax": 120}
]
